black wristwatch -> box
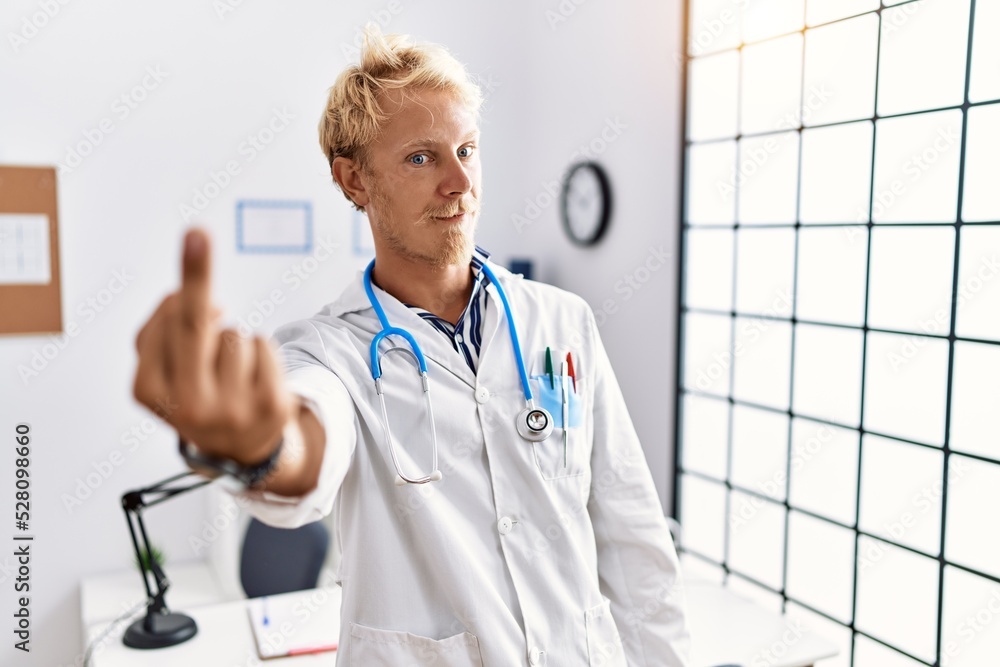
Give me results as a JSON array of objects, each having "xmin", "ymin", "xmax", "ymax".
[{"xmin": 178, "ymin": 435, "xmax": 284, "ymax": 489}]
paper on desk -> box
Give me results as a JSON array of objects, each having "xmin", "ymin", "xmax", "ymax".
[
  {"xmin": 0, "ymin": 213, "xmax": 50, "ymax": 284},
  {"xmin": 246, "ymin": 592, "xmax": 339, "ymax": 659}
]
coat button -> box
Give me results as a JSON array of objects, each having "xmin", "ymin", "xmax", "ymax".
[
  {"xmin": 528, "ymin": 646, "xmax": 545, "ymax": 665},
  {"xmin": 497, "ymin": 516, "xmax": 513, "ymax": 535},
  {"xmin": 475, "ymin": 386, "xmax": 490, "ymax": 404}
]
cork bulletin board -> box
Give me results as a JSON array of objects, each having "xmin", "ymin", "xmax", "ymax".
[{"xmin": 0, "ymin": 166, "xmax": 63, "ymax": 335}]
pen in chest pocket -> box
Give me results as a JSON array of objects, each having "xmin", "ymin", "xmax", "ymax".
[{"xmin": 561, "ymin": 359, "xmax": 569, "ymax": 466}]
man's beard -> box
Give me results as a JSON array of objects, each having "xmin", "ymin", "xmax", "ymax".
[{"xmin": 367, "ymin": 176, "xmax": 480, "ymax": 268}]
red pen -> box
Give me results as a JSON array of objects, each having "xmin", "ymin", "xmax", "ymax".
[
  {"xmin": 288, "ymin": 643, "xmax": 338, "ymax": 656},
  {"xmin": 566, "ymin": 352, "xmax": 576, "ymax": 393}
]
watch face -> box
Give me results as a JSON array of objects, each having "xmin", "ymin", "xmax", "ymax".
[{"xmin": 562, "ymin": 162, "xmax": 611, "ymax": 246}]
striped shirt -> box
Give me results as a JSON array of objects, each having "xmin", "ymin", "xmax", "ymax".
[{"xmin": 403, "ymin": 246, "xmax": 491, "ymax": 374}]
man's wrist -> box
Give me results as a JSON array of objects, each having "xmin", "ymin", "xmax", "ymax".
[{"xmin": 178, "ymin": 432, "xmax": 285, "ymax": 490}]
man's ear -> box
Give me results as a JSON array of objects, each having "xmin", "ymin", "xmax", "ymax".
[{"xmin": 332, "ymin": 156, "xmax": 370, "ymax": 208}]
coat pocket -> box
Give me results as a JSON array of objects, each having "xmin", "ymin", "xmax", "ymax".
[
  {"xmin": 585, "ymin": 598, "xmax": 627, "ymax": 667},
  {"xmin": 350, "ymin": 622, "xmax": 485, "ymax": 667},
  {"xmin": 528, "ymin": 374, "xmax": 587, "ymax": 480}
]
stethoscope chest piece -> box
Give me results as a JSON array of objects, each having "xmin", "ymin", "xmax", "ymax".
[{"xmin": 516, "ymin": 406, "xmax": 554, "ymax": 442}]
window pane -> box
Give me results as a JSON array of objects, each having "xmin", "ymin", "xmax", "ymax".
[
  {"xmin": 733, "ymin": 317, "xmax": 792, "ymax": 410},
  {"xmin": 955, "ymin": 225, "xmax": 1000, "ymax": 341},
  {"xmin": 743, "ymin": 0, "xmax": 805, "ymax": 43},
  {"xmin": 688, "ymin": 0, "xmax": 742, "ymax": 57},
  {"xmin": 962, "ymin": 103, "xmax": 1000, "ymax": 222},
  {"xmin": 950, "ymin": 342, "xmax": 1000, "ymax": 461},
  {"xmin": 683, "ymin": 312, "xmax": 733, "ymax": 397},
  {"xmin": 969, "ymin": 0, "xmax": 1000, "ymax": 103},
  {"xmin": 863, "ymin": 332, "xmax": 949, "ymax": 446},
  {"xmin": 687, "ymin": 141, "xmax": 737, "ymax": 225},
  {"xmin": 680, "ymin": 394, "xmax": 730, "ymax": 479},
  {"xmin": 872, "ymin": 110, "xmax": 964, "ymax": 224},
  {"xmin": 946, "ymin": 455, "xmax": 1000, "ymax": 580},
  {"xmin": 789, "ymin": 419, "xmax": 859, "ymax": 525},
  {"xmin": 877, "ymin": 0, "xmax": 971, "ymax": 116},
  {"xmin": 867, "ymin": 226, "xmax": 955, "ymax": 335},
  {"xmin": 802, "ymin": 14, "xmax": 879, "ymax": 126},
  {"xmin": 685, "ymin": 228, "xmax": 734, "ymax": 311},
  {"xmin": 729, "ymin": 490, "xmax": 786, "ymax": 589},
  {"xmin": 741, "ymin": 34, "xmax": 803, "ymax": 135},
  {"xmin": 737, "ymin": 132, "xmax": 800, "ymax": 224},
  {"xmin": 793, "ymin": 324, "xmax": 863, "ymax": 427},
  {"xmin": 859, "ymin": 434, "xmax": 944, "ymax": 555},
  {"xmin": 731, "ymin": 405, "xmax": 788, "ymax": 501},
  {"xmin": 806, "ymin": 0, "xmax": 879, "ymax": 26},
  {"xmin": 735, "ymin": 227, "xmax": 795, "ymax": 317},
  {"xmin": 680, "ymin": 474, "xmax": 727, "ymax": 561},
  {"xmin": 786, "ymin": 511, "xmax": 855, "ymax": 622},
  {"xmin": 800, "ymin": 122, "xmax": 873, "ymax": 223},
  {"xmin": 853, "ymin": 634, "xmax": 930, "ymax": 667},
  {"xmin": 796, "ymin": 226, "xmax": 868, "ymax": 327},
  {"xmin": 941, "ymin": 566, "xmax": 1000, "ymax": 667},
  {"xmin": 688, "ymin": 51, "xmax": 740, "ymax": 142},
  {"xmin": 856, "ymin": 537, "xmax": 940, "ymax": 663}
]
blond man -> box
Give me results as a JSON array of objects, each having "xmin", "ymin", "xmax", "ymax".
[{"xmin": 134, "ymin": 25, "xmax": 689, "ymax": 666}]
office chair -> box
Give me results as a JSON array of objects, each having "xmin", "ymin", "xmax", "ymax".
[{"xmin": 239, "ymin": 518, "xmax": 330, "ymax": 598}]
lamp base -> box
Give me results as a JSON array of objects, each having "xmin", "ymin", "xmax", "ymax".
[{"xmin": 123, "ymin": 611, "xmax": 198, "ymax": 649}]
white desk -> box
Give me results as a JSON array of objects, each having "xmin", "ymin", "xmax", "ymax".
[
  {"xmin": 686, "ymin": 580, "xmax": 839, "ymax": 667},
  {"xmin": 86, "ymin": 587, "xmax": 341, "ymax": 666},
  {"xmin": 82, "ymin": 570, "xmax": 836, "ymax": 666}
]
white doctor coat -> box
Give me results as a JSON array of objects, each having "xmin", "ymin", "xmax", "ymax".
[{"xmin": 238, "ymin": 262, "xmax": 690, "ymax": 666}]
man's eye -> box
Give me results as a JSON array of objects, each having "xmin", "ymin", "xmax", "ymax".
[
  {"xmin": 458, "ymin": 146, "xmax": 475, "ymax": 158},
  {"xmin": 409, "ymin": 154, "xmax": 428, "ymax": 165}
]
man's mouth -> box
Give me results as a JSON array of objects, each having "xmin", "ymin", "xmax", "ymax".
[{"xmin": 436, "ymin": 212, "xmax": 466, "ymax": 222}]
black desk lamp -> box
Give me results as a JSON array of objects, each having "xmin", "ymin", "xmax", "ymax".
[{"xmin": 120, "ymin": 470, "xmax": 212, "ymax": 649}]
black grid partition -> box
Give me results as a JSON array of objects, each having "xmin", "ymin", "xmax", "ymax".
[{"xmin": 674, "ymin": 1, "xmax": 1000, "ymax": 665}]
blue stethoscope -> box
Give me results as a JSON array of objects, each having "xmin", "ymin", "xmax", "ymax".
[{"xmin": 363, "ymin": 259, "xmax": 554, "ymax": 485}]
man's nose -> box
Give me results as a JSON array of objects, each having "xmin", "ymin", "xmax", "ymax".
[{"xmin": 438, "ymin": 154, "xmax": 473, "ymax": 198}]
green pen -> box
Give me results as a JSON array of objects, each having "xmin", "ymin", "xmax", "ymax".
[{"xmin": 545, "ymin": 347, "xmax": 554, "ymax": 390}]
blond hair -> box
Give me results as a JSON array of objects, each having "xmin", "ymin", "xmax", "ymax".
[{"xmin": 318, "ymin": 24, "xmax": 483, "ymax": 210}]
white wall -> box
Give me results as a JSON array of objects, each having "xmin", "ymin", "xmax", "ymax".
[{"xmin": 0, "ymin": 1, "xmax": 682, "ymax": 664}]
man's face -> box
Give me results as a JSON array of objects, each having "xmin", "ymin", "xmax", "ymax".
[{"xmin": 362, "ymin": 87, "xmax": 482, "ymax": 268}]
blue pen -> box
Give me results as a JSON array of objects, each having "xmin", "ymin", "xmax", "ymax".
[{"xmin": 262, "ymin": 596, "xmax": 269, "ymax": 626}]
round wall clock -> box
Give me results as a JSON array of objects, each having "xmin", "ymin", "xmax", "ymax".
[{"xmin": 560, "ymin": 161, "xmax": 612, "ymax": 247}]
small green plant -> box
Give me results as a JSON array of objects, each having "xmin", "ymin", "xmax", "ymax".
[{"xmin": 134, "ymin": 544, "xmax": 165, "ymax": 574}]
